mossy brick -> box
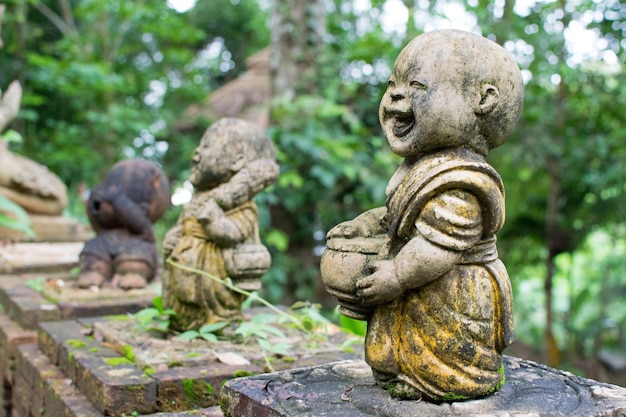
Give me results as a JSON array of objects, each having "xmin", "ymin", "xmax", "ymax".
[
  {"xmin": 0, "ymin": 312, "xmax": 37, "ymax": 416},
  {"xmin": 0, "ymin": 277, "xmax": 61, "ymax": 330},
  {"xmin": 73, "ymin": 353, "xmax": 157, "ymax": 416},
  {"xmin": 153, "ymin": 362, "xmax": 259, "ymax": 412},
  {"xmin": 4, "ymin": 293, "xmax": 60, "ymax": 330},
  {"xmin": 43, "ymin": 371, "xmax": 105, "ymax": 417},
  {"xmin": 37, "ymin": 320, "xmax": 87, "ymax": 366},
  {"xmin": 56, "ymin": 331, "xmax": 118, "ymax": 383},
  {"xmin": 10, "ymin": 373, "xmax": 30, "ymax": 417},
  {"xmin": 37, "ymin": 319, "xmax": 157, "ymax": 415},
  {"xmin": 0, "ymin": 312, "xmax": 38, "ymax": 359},
  {"xmin": 15, "ymin": 344, "xmax": 58, "ymax": 400},
  {"xmin": 11, "ymin": 341, "xmax": 102, "ymax": 417},
  {"xmin": 0, "ymin": 273, "xmax": 152, "ymax": 332},
  {"xmin": 14, "ymin": 344, "xmax": 62, "ymax": 417},
  {"xmin": 13, "ymin": 370, "xmax": 45, "ymax": 417}
]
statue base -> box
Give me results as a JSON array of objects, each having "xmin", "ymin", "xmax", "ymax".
[{"xmin": 220, "ymin": 356, "xmax": 626, "ymax": 416}]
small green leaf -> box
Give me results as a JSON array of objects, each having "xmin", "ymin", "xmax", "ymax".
[
  {"xmin": 133, "ymin": 308, "xmax": 160, "ymax": 320},
  {"xmin": 199, "ymin": 322, "xmax": 229, "ymax": 334},
  {"xmin": 257, "ymin": 338, "xmax": 272, "ymax": 352},
  {"xmin": 161, "ymin": 309, "xmax": 178, "ymax": 317},
  {"xmin": 152, "ymin": 296, "xmax": 164, "ymax": 312},
  {"xmin": 177, "ymin": 330, "xmax": 199, "ymax": 340},
  {"xmin": 1, "ymin": 129, "xmax": 23, "ymax": 143},
  {"xmin": 271, "ymin": 343, "xmax": 291, "ymax": 356},
  {"xmin": 301, "ymin": 316, "xmax": 314, "ymax": 331},
  {"xmin": 200, "ymin": 333, "xmax": 218, "ymax": 343},
  {"xmin": 258, "ymin": 324, "xmax": 286, "ymax": 339}
]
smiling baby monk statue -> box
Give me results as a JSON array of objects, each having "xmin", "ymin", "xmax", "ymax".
[{"xmin": 320, "ymin": 29, "xmax": 523, "ymax": 401}]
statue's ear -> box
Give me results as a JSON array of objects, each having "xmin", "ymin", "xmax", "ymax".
[{"xmin": 475, "ymin": 83, "xmax": 499, "ymax": 115}]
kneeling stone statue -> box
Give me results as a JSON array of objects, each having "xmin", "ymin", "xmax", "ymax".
[{"xmin": 321, "ymin": 29, "xmax": 523, "ymax": 401}]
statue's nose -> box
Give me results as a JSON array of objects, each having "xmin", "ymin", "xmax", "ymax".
[{"xmin": 389, "ymin": 88, "xmax": 405, "ymax": 101}]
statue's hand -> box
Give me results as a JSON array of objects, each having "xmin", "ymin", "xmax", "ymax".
[
  {"xmin": 197, "ymin": 198, "xmax": 224, "ymax": 224},
  {"xmin": 327, "ymin": 219, "xmax": 373, "ymax": 239},
  {"xmin": 356, "ymin": 260, "xmax": 402, "ymax": 306}
]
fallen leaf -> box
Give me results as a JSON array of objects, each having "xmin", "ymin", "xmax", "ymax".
[{"xmin": 215, "ymin": 351, "xmax": 250, "ymax": 366}]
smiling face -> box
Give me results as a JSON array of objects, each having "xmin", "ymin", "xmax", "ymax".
[
  {"xmin": 189, "ymin": 125, "xmax": 244, "ymax": 190},
  {"xmin": 379, "ymin": 33, "xmax": 481, "ymax": 158}
]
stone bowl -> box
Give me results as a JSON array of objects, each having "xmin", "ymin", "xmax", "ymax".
[{"xmin": 320, "ymin": 235, "xmax": 386, "ymax": 320}]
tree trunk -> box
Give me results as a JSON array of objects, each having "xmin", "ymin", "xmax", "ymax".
[
  {"xmin": 269, "ymin": 0, "xmax": 326, "ymax": 100},
  {"xmin": 544, "ymin": 0, "xmax": 570, "ymax": 368},
  {"xmin": 544, "ymin": 161, "xmax": 561, "ymax": 367}
]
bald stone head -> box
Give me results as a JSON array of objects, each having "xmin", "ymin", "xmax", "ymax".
[{"xmin": 379, "ymin": 29, "xmax": 524, "ymax": 157}]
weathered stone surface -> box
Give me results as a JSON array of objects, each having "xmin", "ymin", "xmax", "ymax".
[
  {"xmin": 320, "ymin": 29, "xmax": 523, "ymax": 401},
  {"xmin": 0, "ymin": 242, "xmax": 84, "ymax": 273},
  {"xmin": 33, "ymin": 310, "xmax": 360, "ymax": 415},
  {"xmin": 38, "ymin": 320, "xmax": 158, "ymax": 416},
  {"xmin": 220, "ymin": 356, "xmax": 626, "ymax": 417},
  {"xmin": 0, "ymin": 275, "xmax": 61, "ymax": 329},
  {"xmin": 0, "ymin": 273, "xmax": 156, "ymax": 329},
  {"xmin": 14, "ymin": 342, "xmax": 225, "ymax": 416},
  {"xmin": 162, "ymin": 118, "xmax": 279, "ymax": 331},
  {"xmin": 0, "ymin": 312, "xmax": 37, "ymax": 417}
]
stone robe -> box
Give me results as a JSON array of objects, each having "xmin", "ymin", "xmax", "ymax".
[
  {"xmin": 164, "ymin": 197, "xmax": 258, "ymax": 330},
  {"xmin": 365, "ymin": 148, "xmax": 515, "ymax": 400}
]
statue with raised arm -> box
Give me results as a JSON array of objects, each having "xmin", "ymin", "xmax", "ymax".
[
  {"xmin": 321, "ymin": 29, "xmax": 523, "ymax": 401},
  {"xmin": 162, "ymin": 118, "xmax": 279, "ymax": 331}
]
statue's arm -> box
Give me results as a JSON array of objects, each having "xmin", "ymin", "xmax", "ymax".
[
  {"xmin": 197, "ymin": 198, "xmax": 249, "ymax": 247},
  {"xmin": 357, "ymin": 189, "xmax": 483, "ymax": 305},
  {"xmin": 90, "ymin": 184, "xmax": 154, "ymax": 242},
  {"xmin": 111, "ymin": 194, "xmax": 155, "ymax": 242}
]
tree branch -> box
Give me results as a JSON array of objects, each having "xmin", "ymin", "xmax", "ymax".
[{"xmin": 32, "ymin": 2, "xmax": 71, "ymax": 35}]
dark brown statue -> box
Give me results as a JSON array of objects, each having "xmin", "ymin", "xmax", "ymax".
[{"xmin": 78, "ymin": 159, "xmax": 170, "ymax": 290}]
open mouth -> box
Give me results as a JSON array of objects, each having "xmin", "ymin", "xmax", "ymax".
[{"xmin": 385, "ymin": 110, "xmax": 415, "ymax": 137}]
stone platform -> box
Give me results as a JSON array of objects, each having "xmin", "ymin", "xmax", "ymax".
[
  {"xmin": 0, "ymin": 215, "xmax": 93, "ymax": 246},
  {"xmin": 0, "ymin": 273, "xmax": 158, "ymax": 330},
  {"xmin": 0, "ymin": 272, "xmax": 159, "ymax": 417},
  {"xmin": 10, "ymin": 309, "xmax": 362, "ymax": 417},
  {"xmin": 220, "ymin": 356, "xmax": 626, "ymax": 417},
  {"xmin": 0, "ymin": 241, "xmax": 84, "ymax": 274}
]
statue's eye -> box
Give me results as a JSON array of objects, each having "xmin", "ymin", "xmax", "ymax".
[
  {"xmin": 388, "ymin": 80, "xmax": 396, "ymax": 88},
  {"xmin": 410, "ymin": 80, "xmax": 427, "ymax": 90}
]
